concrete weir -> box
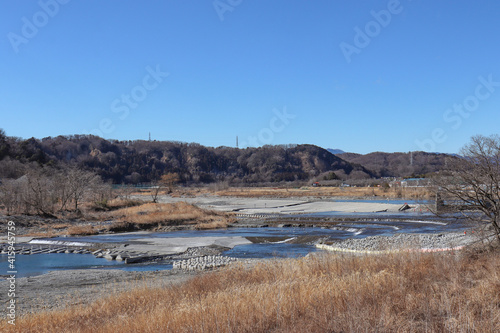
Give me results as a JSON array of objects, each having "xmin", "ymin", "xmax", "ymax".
[
  {"xmin": 0, "ymin": 242, "xmax": 164, "ymax": 265},
  {"xmin": 0, "ymin": 243, "xmax": 233, "ymax": 266},
  {"xmin": 95, "ymin": 235, "xmax": 252, "ymax": 264},
  {"xmin": 0, "ymin": 244, "xmax": 93, "ymax": 255},
  {"xmin": 0, "ymin": 235, "xmax": 251, "ymax": 266}
]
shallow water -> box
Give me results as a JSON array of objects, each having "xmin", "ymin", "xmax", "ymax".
[
  {"xmin": 50, "ymin": 227, "xmax": 357, "ymax": 244},
  {"xmin": 224, "ymin": 243, "xmax": 317, "ymax": 259},
  {"xmin": 333, "ymin": 199, "xmax": 427, "ymax": 205},
  {"xmin": 2, "ymin": 219, "xmax": 470, "ymax": 278},
  {"xmin": 0, "ymin": 253, "xmax": 173, "ymax": 278}
]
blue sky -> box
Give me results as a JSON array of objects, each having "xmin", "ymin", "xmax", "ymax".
[{"xmin": 1, "ymin": 0, "xmax": 500, "ymax": 154}]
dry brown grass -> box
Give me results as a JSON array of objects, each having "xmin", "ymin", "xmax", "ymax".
[
  {"xmin": 9, "ymin": 249, "xmax": 500, "ymax": 333},
  {"xmin": 66, "ymin": 225, "xmax": 98, "ymax": 236},
  {"xmin": 134, "ymin": 185, "xmax": 433, "ymax": 201},
  {"xmin": 24, "ymin": 225, "xmax": 99, "ymax": 237},
  {"xmin": 19, "ymin": 219, "xmax": 100, "ymax": 237},
  {"xmin": 105, "ymin": 198, "xmax": 143, "ymax": 209},
  {"xmin": 23, "ymin": 230, "xmax": 62, "ymax": 238},
  {"xmin": 50, "ymin": 223, "xmax": 71, "ymax": 230},
  {"xmin": 106, "ymin": 202, "xmax": 233, "ymax": 230},
  {"xmin": 214, "ymin": 186, "xmax": 434, "ymax": 200},
  {"xmin": 193, "ymin": 220, "xmax": 229, "ymax": 230}
]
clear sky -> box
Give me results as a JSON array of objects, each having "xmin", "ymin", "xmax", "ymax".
[{"xmin": 1, "ymin": 0, "xmax": 500, "ymax": 154}]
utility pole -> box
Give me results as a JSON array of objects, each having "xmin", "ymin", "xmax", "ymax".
[
  {"xmin": 236, "ymin": 136, "xmax": 238, "ymax": 148},
  {"xmin": 149, "ymin": 132, "xmax": 151, "ymax": 141}
]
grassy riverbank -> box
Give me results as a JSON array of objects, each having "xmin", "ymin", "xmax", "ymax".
[
  {"xmin": 103, "ymin": 201, "xmax": 234, "ymax": 231},
  {"xmin": 2, "ymin": 201, "xmax": 235, "ymax": 237},
  {"xmin": 213, "ymin": 185, "xmax": 433, "ymax": 200},
  {"xmin": 8, "ymin": 247, "xmax": 499, "ymax": 332}
]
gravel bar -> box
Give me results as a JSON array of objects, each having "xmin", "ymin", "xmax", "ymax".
[{"xmin": 319, "ymin": 231, "xmax": 486, "ymax": 253}]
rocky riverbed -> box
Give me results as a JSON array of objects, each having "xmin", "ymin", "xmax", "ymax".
[
  {"xmin": 319, "ymin": 231, "xmax": 489, "ymax": 253},
  {"xmin": 0, "ymin": 268, "xmax": 196, "ymax": 317}
]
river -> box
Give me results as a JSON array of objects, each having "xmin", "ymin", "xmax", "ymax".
[{"xmin": 1, "ymin": 216, "xmax": 469, "ymax": 278}]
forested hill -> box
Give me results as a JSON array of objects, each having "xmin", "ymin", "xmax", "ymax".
[
  {"xmin": 338, "ymin": 151, "xmax": 452, "ymax": 178},
  {"xmin": 0, "ymin": 133, "xmax": 373, "ymax": 184}
]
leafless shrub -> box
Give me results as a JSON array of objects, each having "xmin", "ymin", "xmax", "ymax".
[
  {"xmin": 0, "ymin": 165, "xmax": 108, "ymax": 216},
  {"xmin": 434, "ymin": 135, "xmax": 500, "ymax": 243}
]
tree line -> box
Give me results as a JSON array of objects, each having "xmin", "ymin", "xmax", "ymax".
[
  {"xmin": 0, "ymin": 131, "xmax": 373, "ymax": 185},
  {"xmin": 0, "ymin": 165, "xmax": 110, "ymax": 216}
]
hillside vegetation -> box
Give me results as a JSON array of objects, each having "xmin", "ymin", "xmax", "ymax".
[
  {"xmin": 0, "ymin": 132, "xmax": 373, "ymax": 184},
  {"xmin": 339, "ymin": 151, "xmax": 453, "ymax": 178},
  {"xmin": 0, "ymin": 130, "xmax": 454, "ymax": 186}
]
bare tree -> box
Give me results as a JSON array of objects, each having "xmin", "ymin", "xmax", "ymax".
[
  {"xmin": 434, "ymin": 135, "xmax": 500, "ymax": 243},
  {"xmin": 150, "ymin": 178, "xmax": 162, "ymax": 203},
  {"xmin": 22, "ymin": 168, "xmax": 57, "ymax": 216},
  {"xmin": 150, "ymin": 172, "xmax": 180, "ymax": 203},
  {"xmin": 65, "ymin": 167, "xmax": 102, "ymax": 211},
  {"xmin": 161, "ymin": 172, "xmax": 180, "ymax": 193},
  {"xmin": 0, "ymin": 179, "xmax": 23, "ymax": 215},
  {"xmin": 88, "ymin": 180, "xmax": 113, "ymax": 208},
  {"xmin": 0, "ymin": 164, "xmax": 106, "ymax": 215}
]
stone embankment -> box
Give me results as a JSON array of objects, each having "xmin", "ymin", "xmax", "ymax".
[
  {"xmin": 317, "ymin": 232, "xmax": 479, "ymax": 254},
  {"xmin": 1, "ymin": 241, "xmax": 238, "ymax": 267},
  {"xmin": 92, "ymin": 249, "xmax": 171, "ymax": 264},
  {"xmin": 173, "ymin": 255, "xmax": 237, "ymax": 271},
  {"xmin": 0, "ymin": 243, "xmax": 166, "ymax": 264}
]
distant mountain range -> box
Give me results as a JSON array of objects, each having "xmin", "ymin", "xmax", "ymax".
[{"xmin": 326, "ymin": 149, "xmax": 346, "ymax": 155}]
